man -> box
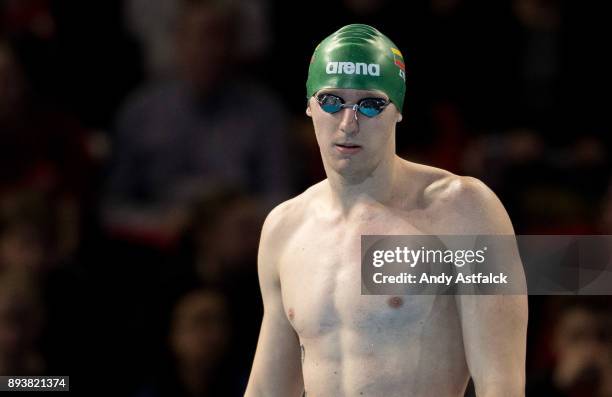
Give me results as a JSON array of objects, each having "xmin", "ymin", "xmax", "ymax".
[
  {"xmin": 527, "ymin": 298, "xmax": 612, "ymax": 397},
  {"xmin": 245, "ymin": 24, "xmax": 528, "ymax": 397},
  {"xmin": 104, "ymin": 0, "xmax": 290, "ymax": 245}
]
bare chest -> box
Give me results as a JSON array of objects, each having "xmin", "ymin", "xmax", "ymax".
[{"xmin": 278, "ymin": 212, "xmax": 443, "ymax": 340}]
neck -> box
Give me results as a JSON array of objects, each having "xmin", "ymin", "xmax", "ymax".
[{"xmin": 324, "ymin": 153, "xmax": 399, "ymax": 216}]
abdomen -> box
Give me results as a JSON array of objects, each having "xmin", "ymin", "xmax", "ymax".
[{"xmin": 301, "ymin": 295, "xmax": 470, "ymax": 397}]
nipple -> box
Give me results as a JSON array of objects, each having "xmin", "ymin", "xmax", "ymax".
[{"xmin": 387, "ymin": 296, "xmax": 404, "ymax": 309}]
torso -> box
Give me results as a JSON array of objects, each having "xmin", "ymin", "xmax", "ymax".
[{"xmin": 276, "ymin": 161, "xmax": 471, "ymax": 397}]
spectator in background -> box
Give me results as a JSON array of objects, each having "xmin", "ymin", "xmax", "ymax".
[
  {"xmin": 0, "ymin": 191, "xmax": 55, "ymax": 275},
  {"xmin": 124, "ymin": 0, "xmax": 271, "ymax": 81},
  {"xmin": 164, "ymin": 188, "xmax": 264, "ymax": 376},
  {"xmin": 0, "ymin": 38, "xmax": 91, "ymax": 261},
  {"xmin": 186, "ymin": 189, "xmax": 263, "ymax": 284},
  {"xmin": 128, "ymin": 190, "xmax": 262, "ymax": 396},
  {"xmin": 104, "ymin": 0, "xmax": 291, "ymax": 247},
  {"xmin": 123, "ymin": 0, "xmax": 179, "ymax": 80},
  {"xmin": 528, "ymin": 297, "xmax": 612, "ymax": 397},
  {"xmin": 0, "ymin": 190, "xmax": 82, "ymax": 381},
  {"xmin": 461, "ymin": 128, "xmax": 609, "ymax": 234},
  {"xmin": 136, "ymin": 287, "xmax": 240, "ymax": 397},
  {"xmin": 0, "ymin": 270, "xmax": 45, "ymax": 376}
]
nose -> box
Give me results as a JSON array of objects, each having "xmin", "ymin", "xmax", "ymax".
[{"xmin": 338, "ymin": 105, "xmax": 359, "ymax": 135}]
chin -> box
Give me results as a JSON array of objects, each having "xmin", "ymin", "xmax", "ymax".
[{"xmin": 330, "ymin": 159, "xmax": 374, "ymax": 182}]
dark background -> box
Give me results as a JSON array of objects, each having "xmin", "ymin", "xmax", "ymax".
[{"xmin": 1, "ymin": 0, "xmax": 611, "ymax": 396}]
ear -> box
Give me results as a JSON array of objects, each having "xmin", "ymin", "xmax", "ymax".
[
  {"xmin": 306, "ymin": 105, "xmax": 312, "ymax": 117},
  {"xmin": 396, "ymin": 113, "xmax": 403, "ymax": 123}
]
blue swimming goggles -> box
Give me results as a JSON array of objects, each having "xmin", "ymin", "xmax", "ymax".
[{"xmin": 315, "ymin": 93, "xmax": 390, "ymax": 118}]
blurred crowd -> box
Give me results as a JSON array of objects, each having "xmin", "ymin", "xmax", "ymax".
[{"xmin": 0, "ymin": 0, "xmax": 611, "ymax": 396}]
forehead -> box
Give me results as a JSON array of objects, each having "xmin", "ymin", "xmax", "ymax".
[{"xmin": 317, "ymin": 88, "xmax": 388, "ymax": 100}]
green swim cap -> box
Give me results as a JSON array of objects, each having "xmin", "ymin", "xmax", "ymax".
[{"xmin": 306, "ymin": 24, "xmax": 406, "ymax": 113}]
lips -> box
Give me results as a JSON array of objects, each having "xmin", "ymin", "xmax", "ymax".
[{"xmin": 335, "ymin": 143, "xmax": 362, "ymax": 154}]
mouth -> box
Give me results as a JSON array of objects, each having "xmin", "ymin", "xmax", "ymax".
[{"xmin": 334, "ymin": 143, "xmax": 362, "ymax": 154}]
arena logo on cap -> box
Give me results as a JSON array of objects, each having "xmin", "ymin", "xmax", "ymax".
[{"xmin": 326, "ymin": 61, "xmax": 380, "ymax": 76}]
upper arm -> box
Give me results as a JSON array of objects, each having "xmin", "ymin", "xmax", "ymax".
[
  {"xmin": 446, "ymin": 177, "xmax": 528, "ymax": 396},
  {"xmin": 245, "ymin": 204, "xmax": 304, "ymax": 397}
]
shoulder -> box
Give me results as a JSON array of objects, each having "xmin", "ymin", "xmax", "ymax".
[
  {"xmin": 419, "ymin": 168, "xmax": 514, "ymax": 235},
  {"xmin": 425, "ymin": 174, "xmax": 494, "ymax": 209},
  {"xmin": 260, "ymin": 198, "xmax": 299, "ymax": 244},
  {"xmin": 260, "ymin": 181, "xmax": 325, "ymax": 247},
  {"xmin": 258, "ymin": 181, "xmax": 324, "ymax": 279}
]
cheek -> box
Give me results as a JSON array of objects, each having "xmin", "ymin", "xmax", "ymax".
[
  {"xmin": 313, "ymin": 129, "xmax": 331, "ymax": 153},
  {"xmin": 312, "ymin": 115, "xmax": 337, "ymax": 141},
  {"xmin": 361, "ymin": 119, "xmax": 394, "ymax": 145}
]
